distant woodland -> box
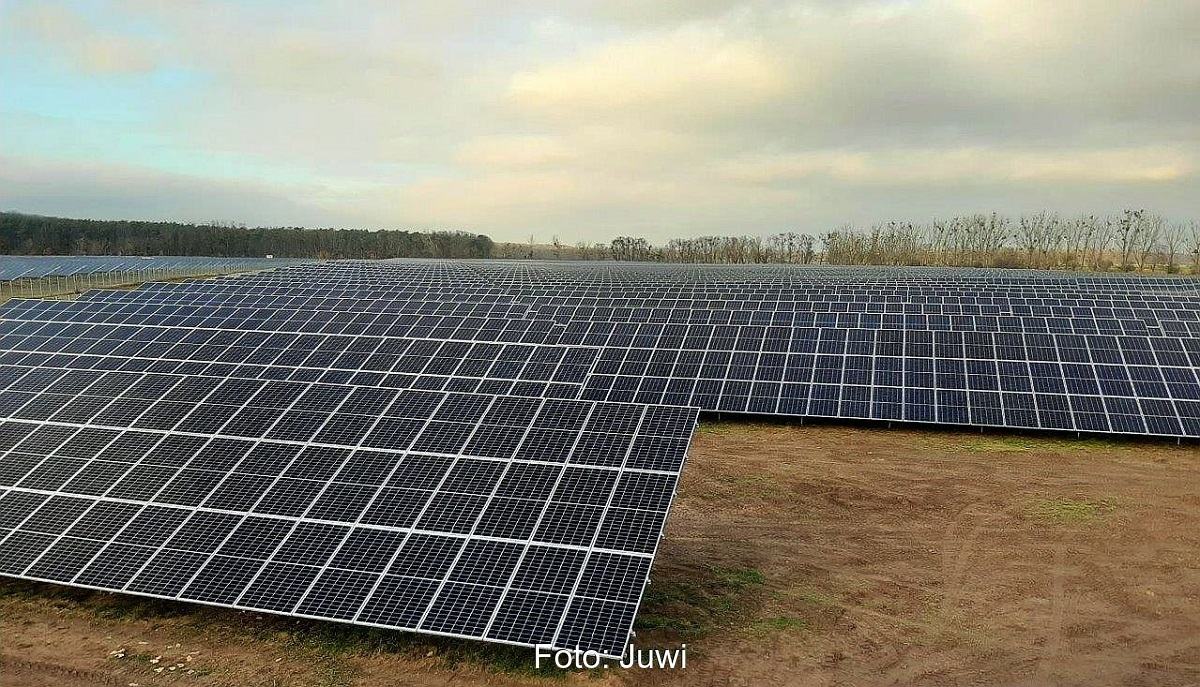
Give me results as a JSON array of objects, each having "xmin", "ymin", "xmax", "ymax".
[
  {"xmin": 4, "ymin": 210, "xmax": 1198, "ymax": 273},
  {"xmin": 0, "ymin": 213, "xmax": 494, "ymax": 259}
]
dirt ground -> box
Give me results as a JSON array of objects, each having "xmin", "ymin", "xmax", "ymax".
[{"xmin": 2, "ymin": 422, "xmax": 1199, "ymax": 686}]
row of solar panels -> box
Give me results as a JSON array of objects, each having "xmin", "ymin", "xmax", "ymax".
[
  {"xmin": 103, "ymin": 280, "xmax": 1200, "ymax": 309},
  {"xmin": 2, "ymin": 297, "xmax": 1186, "ymax": 340},
  {"xmin": 6, "ymin": 277, "xmax": 1200, "ymax": 441},
  {"xmin": 0, "ymin": 256, "xmax": 299, "ymax": 280},
  {"xmin": 77, "ymin": 286, "xmax": 1200, "ymax": 324},
  {"xmin": 127, "ymin": 279, "xmax": 1200, "ymax": 304},
  {"xmin": 73, "ymin": 271, "xmax": 1200, "ymax": 334},
  {"xmin": 261, "ymin": 260, "xmax": 1200, "ymax": 285},
  {"xmin": 7, "ymin": 302, "xmax": 1200, "ymax": 362}
]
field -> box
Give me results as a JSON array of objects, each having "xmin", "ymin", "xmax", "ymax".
[{"xmin": 2, "ymin": 423, "xmax": 1198, "ymax": 686}]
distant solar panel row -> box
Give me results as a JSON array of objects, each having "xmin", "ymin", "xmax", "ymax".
[
  {"xmin": 0, "ymin": 320, "xmax": 596, "ymax": 396},
  {"xmin": 0, "ymin": 256, "xmax": 303, "ymax": 281},
  {"xmin": 0, "ymin": 299, "xmax": 562, "ymax": 344}
]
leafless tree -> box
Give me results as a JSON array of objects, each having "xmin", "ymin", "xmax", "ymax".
[
  {"xmin": 1090, "ymin": 214, "xmax": 1116, "ymax": 270},
  {"xmin": 532, "ymin": 209, "xmax": 1187, "ymax": 271},
  {"xmin": 1135, "ymin": 212, "xmax": 1164, "ymax": 271},
  {"xmin": 1163, "ymin": 221, "xmax": 1186, "ymax": 273},
  {"xmin": 1188, "ymin": 220, "xmax": 1200, "ymax": 274},
  {"xmin": 1115, "ymin": 208, "xmax": 1144, "ymax": 270},
  {"xmin": 797, "ymin": 234, "xmax": 816, "ymax": 264},
  {"xmin": 1017, "ymin": 211, "xmax": 1062, "ymax": 269}
]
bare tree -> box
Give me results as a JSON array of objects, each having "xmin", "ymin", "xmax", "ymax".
[
  {"xmin": 1135, "ymin": 212, "xmax": 1164, "ymax": 271},
  {"xmin": 798, "ymin": 234, "xmax": 816, "ymax": 264},
  {"xmin": 1163, "ymin": 221, "xmax": 1186, "ymax": 273},
  {"xmin": 1115, "ymin": 208, "xmax": 1144, "ymax": 270},
  {"xmin": 1091, "ymin": 214, "xmax": 1116, "ymax": 270},
  {"xmin": 1189, "ymin": 220, "xmax": 1200, "ymax": 274},
  {"xmin": 1017, "ymin": 211, "xmax": 1061, "ymax": 269}
]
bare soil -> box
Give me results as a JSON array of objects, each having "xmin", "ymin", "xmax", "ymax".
[{"xmin": 2, "ymin": 423, "xmax": 1199, "ymax": 686}]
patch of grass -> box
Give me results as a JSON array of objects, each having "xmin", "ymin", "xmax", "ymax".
[
  {"xmin": 311, "ymin": 654, "xmax": 359, "ymax": 687},
  {"xmin": 930, "ymin": 433, "xmax": 1146, "ymax": 454},
  {"xmin": 959, "ymin": 436, "xmax": 1124, "ymax": 453},
  {"xmin": 90, "ymin": 595, "xmax": 199, "ymax": 621},
  {"xmin": 750, "ymin": 616, "xmax": 807, "ymax": 633},
  {"xmin": 713, "ymin": 566, "xmax": 766, "ymax": 587},
  {"xmin": 795, "ymin": 589, "xmax": 841, "ymax": 608},
  {"xmin": 1030, "ymin": 497, "xmax": 1117, "ymax": 523},
  {"xmin": 636, "ymin": 565, "xmax": 766, "ymax": 637},
  {"xmin": 695, "ymin": 420, "xmax": 788, "ymax": 436},
  {"xmin": 277, "ymin": 622, "xmax": 568, "ymax": 679}
]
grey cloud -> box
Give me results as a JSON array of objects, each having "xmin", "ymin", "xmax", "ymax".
[{"xmin": 0, "ymin": 156, "xmax": 361, "ymax": 228}]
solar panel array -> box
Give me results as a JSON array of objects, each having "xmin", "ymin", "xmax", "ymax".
[
  {"xmin": 26, "ymin": 260, "xmax": 1198, "ymax": 438},
  {"xmin": 3, "ymin": 258, "xmax": 1199, "ymax": 658},
  {"xmin": 0, "ymin": 262, "xmax": 702, "ymax": 658}
]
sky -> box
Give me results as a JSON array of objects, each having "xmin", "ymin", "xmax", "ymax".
[{"xmin": 1, "ymin": 0, "xmax": 1197, "ymax": 243}]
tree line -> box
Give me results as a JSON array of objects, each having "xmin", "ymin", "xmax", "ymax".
[
  {"xmin": 6, "ymin": 209, "xmax": 1197, "ymax": 273},
  {"xmin": 0, "ymin": 213, "xmax": 494, "ymax": 259},
  {"xmin": 584, "ymin": 210, "xmax": 1197, "ymax": 273}
]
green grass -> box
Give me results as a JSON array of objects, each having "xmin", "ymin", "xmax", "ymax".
[
  {"xmin": 750, "ymin": 616, "xmax": 807, "ymax": 634},
  {"xmin": 1030, "ymin": 497, "xmax": 1117, "ymax": 523},
  {"xmin": 712, "ymin": 566, "xmax": 766, "ymax": 587},
  {"xmin": 950, "ymin": 435, "xmax": 1126, "ymax": 453},
  {"xmin": 793, "ymin": 589, "xmax": 841, "ymax": 608},
  {"xmin": 636, "ymin": 565, "xmax": 767, "ymax": 637}
]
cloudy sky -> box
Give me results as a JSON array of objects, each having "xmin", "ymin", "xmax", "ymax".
[{"xmin": 1, "ymin": 1, "xmax": 1197, "ymax": 243}]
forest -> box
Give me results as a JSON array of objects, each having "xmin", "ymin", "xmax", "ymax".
[{"xmin": 0, "ymin": 213, "xmax": 494, "ymax": 259}]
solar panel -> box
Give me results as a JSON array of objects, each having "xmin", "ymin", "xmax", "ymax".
[{"xmin": 0, "ymin": 389, "xmax": 697, "ymax": 657}]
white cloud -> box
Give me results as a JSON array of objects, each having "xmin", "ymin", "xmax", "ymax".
[
  {"xmin": 456, "ymin": 135, "xmax": 577, "ymax": 169},
  {"xmin": 718, "ymin": 146, "xmax": 1196, "ymax": 186},
  {"xmin": 506, "ymin": 25, "xmax": 788, "ymax": 119}
]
